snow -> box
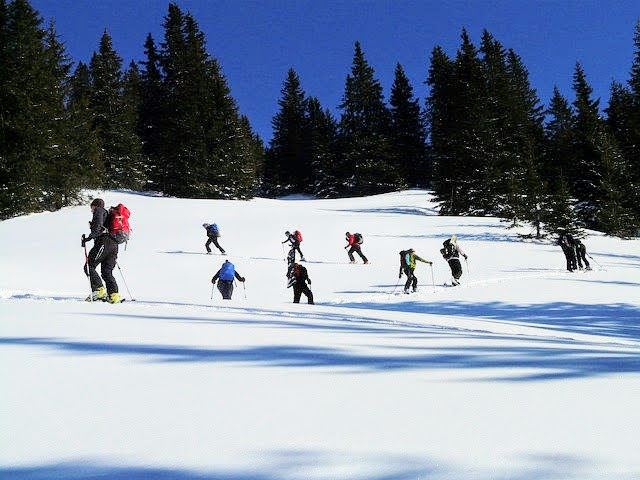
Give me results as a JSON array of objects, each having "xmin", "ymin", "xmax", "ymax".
[{"xmin": 1, "ymin": 189, "xmax": 639, "ymax": 479}]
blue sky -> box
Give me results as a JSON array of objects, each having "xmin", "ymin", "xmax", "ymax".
[{"xmin": 32, "ymin": 0, "xmax": 639, "ymax": 142}]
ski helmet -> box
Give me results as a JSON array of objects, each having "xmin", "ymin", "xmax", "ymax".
[
  {"xmin": 203, "ymin": 223, "xmax": 209, "ymax": 228},
  {"xmin": 90, "ymin": 198, "xmax": 104, "ymax": 209},
  {"xmin": 285, "ymin": 230, "xmax": 291, "ymax": 236}
]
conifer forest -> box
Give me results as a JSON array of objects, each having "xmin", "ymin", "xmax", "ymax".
[{"xmin": 1, "ymin": 0, "xmax": 639, "ymax": 237}]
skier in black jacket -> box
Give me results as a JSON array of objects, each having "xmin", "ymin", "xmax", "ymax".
[
  {"xmin": 558, "ymin": 232, "xmax": 578, "ymax": 272},
  {"xmin": 440, "ymin": 235, "xmax": 467, "ymax": 286},
  {"xmin": 203, "ymin": 223, "xmax": 225, "ymax": 254},
  {"xmin": 287, "ymin": 263, "xmax": 314, "ymax": 304},
  {"xmin": 574, "ymin": 238, "xmax": 591, "ymax": 270},
  {"xmin": 82, "ymin": 198, "xmax": 120, "ymax": 303},
  {"xmin": 282, "ymin": 230, "xmax": 305, "ymax": 262}
]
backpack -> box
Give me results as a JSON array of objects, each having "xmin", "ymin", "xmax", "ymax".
[
  {"xmin": 399, "ymin": 250, "xmax": 409, "ymax": 267},
  {"xmin": 294, "ymin": 230, "xmax": 303, "ymax": 242},
  {"xmin": 208, "ymin": 223, "xmax": 220, "ymax": 236},
  {"xmin": 108, "ymin": 204, "xmax": 131, "ymax": 244},
  {"xmin": 354, "ymin": 233, "xmax": 363, "ymax": 245},
  {"xmin": 219, "ymin": 261, "xmax": 235, "ymax": 281},
  {"xmin": 441, "ymin": 239, "xmax": 457, "ymax": 259}
]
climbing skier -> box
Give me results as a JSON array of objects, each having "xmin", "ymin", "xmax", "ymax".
[
  {"xmin": 282, "ymin": 230, "xmax": 305, "ymax": 262},
  {"xmin": 398, "ymin": 248, "xmax": 432, "ymax": 293},
  {"xmin": 558, "ymin": 232, "xmax": 578, "ymax": 272},
  {"xmin": 211, "ymin": 260, "xmax": 245, "ymax": 300},
  {"xmin": 287, "ymin": 262, "xmax": 314, "ymax": 304},
  {"xmin": 574, "ymin": 238, "xmax": 591, "ymax": 271},
  {"xmin": 82, "ymin": 198, "xmax": 120, "ymax": 303},
  {"xmin": 344, "ymin": 232, "xmax": 368, "ymax": 264},
  {"xmin": 440, "ymin": 235, "xmax": 468, "ymax": 286},
  {"xmin": 203, "ymin": 223, "xmax": 225, "ymax": 255}
]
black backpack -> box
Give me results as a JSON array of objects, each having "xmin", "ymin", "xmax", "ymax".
[
  {"xmin": 354, "ymin": 233, "xmax": 363, "ymax": 245},
  {"xmin": 399, "ymin": 250, "xmax": 409, "ymax": 267},
  {"xmin": 441, "ymin": 239, "xmax": 456, "ymax": 259}
]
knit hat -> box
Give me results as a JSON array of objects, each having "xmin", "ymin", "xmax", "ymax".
[{"xmin": 90, "ymin": 198, "xmax": 104, "ymax": 208}]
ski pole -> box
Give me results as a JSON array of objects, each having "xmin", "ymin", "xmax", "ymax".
[
  {"xmin": 243, "ymin": 281, "xmax": 247, "ymax": 300},
  {"xmin": 281, "ymin": 243, "xmax": 285, "ymax": 261},
  {"xmin": 586, "ymin": 253, "xmax": 605, "ymax": 271},
  {"xmin": 115, "ymin": 261, "xmax": 135, "ymax": 301},
  {"xmin": 465, "ymin": 257, "xmax": 471, "ymax": 281},
  {"xmin": 430, "ymin": 264, "xmax": 436, "ymax": 293},
  {"xmin": 211, "ymin": 283, "xmax": 215, "ymax": 300},
  {"xmin": 83, "ymin": 240, "xmax": 93, "ymax": 302},
  {"xmin": 392, "ymin": 275, "xmax": 401, "ymax": 294}
]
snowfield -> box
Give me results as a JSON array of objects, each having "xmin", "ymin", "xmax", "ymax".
[{"xmin": 1, "ymin": 190, "xmax": 639, "ymax": 479}]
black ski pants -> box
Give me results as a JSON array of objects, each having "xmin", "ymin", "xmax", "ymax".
[
  {"xmin": 293, "ymin": 282, "xmax": 314, "ymax": 304},
  {"xmin": 288, "ymin": 243, "xmax": 304, "ymax": 261},
  {"xmin": 347, "ymin": 245, "xmax": 368, "ymax": 263},
  {"xmin": 205, "ymin": 235, "xmax": 225, "ymax": 254},
  {"xmin": 85, "ymin": 236, "xmax": 118, "ymax": 294},
  {"xmin": 576, "ymin": 245, "xmax": 590, "ymax": 269},
  {"xmin": 217, "ymin": 280, "xmax": 234, "ymax": 299},
  {"xmin": 403, "ymin": 266, "xmax": 418, "ymax": 292},
  {"xmin": 561, "ymin": 245, "xmax": 577, "ymax": 271},
  {"xmin": 448, "ymin": 258, "xmax": 463, "ymax": 280}
]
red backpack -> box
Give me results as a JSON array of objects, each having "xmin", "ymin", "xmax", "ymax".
[
  {"xmin": 108, "ymin": 204, "xmax": 131, "ymax": 244},
  {"xmin": 294, "ymin": 230, "xmax": 303, "ymax": 242}
]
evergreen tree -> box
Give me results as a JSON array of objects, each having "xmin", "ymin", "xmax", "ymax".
[
  {"xmin": 426, "ymin": 45, "xmax": 457, "ymax": 211},
  {"xmin": 0, "ymin": 0, "xmax": 82, "ymax": 218},
  {"xmin": 594, "ymin": 127, "xmax": 639, "ymax": 236},
  {"xmin": 138, "ymin": 33, "xmax": 166, "ymax": 190},
  {"xmin": 338, "ymin": 41, "xmax": 399, "ymax": 195},
  {"xmin": 305, "ymin": 97, "xmax": 339, "ymax": 197},
  {"xmin": 89, "ymin": 31, "xmax": 146, "ymax": 189},
  {"xmin": 389, "ymin": 62, "xmax": 427, "ymax": 187},
  {"xmin": 625, "ymin": 20, "xmax": 640, "ymax": 217},
  {"xmin": 67, "ymin": 61, "xmax": 103, "ymax": 189},
  {"xmin": 543, "ymin": 175, "xmax": 582, "ymax": 237},
  {"xmin": 265, "ymin": 69, "xmax": 309, "ymax": 195},
  {"xmin": 544, "ymin": 86, "xmax": 575, "ymax": 181},
  {"xmin": 571, "ymin": 62, "xmax": 602, "ymax": 220}
]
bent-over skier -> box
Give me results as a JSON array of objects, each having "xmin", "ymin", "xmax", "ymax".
[
  {"xmin": 399, "ymin": 248, "xmax": 432, "ymax": 293},
  {"xmin": 287, "ymin": 262, "xmax": 314, "ymax": 304},
  {"xmin": 440, "ymin": 235, "xmax": 467, "ymax": 286},
  {"xmin": 211, "ymin": 260, "xmax": 245, "ymax": 300},
  {"xmin": 203, "ymin": 223, "xmax": 225, "ymax": 255},
  {"xmin": 344, "ymin": 232, "xmax": 368, "ymax": 264}
]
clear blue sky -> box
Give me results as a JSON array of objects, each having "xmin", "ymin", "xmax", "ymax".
[{"xmin": 32, "ymin": 0, "xmax": 639, "ymax": 142}]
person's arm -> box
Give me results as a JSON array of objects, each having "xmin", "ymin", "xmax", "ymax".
[
  {"xmin": 234, "ymin": 271, "xmax": 245, "ymax": 282},
  {"xmin": 211, "ymin": 270, "xmax": 221, "ymax": 283},
  {"xmin": 415, "ymin": 254, "xmax": 433, "ymax": 265},
  {"xmin": 305, "ymin": 268, "xmax": 311, "ymax": 284},
  {"xmin": 457, "ymin": 246, "xmax": 468, "ymax": 260},
  {"xmin": 85, "ymin": 208, "xmax": 107, "ymax": 241}
]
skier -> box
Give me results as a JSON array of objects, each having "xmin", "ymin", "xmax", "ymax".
[
  {"xmin": 398, "ymin": 248, "xmax": 433, "ymax": 293},
  {"xmin": 440, "ymin": 235, "xmax": 468, "ymax": 286},
  {"xmin": 344, "ymin": 231, "xmax": 368, "ymax": 264},
  {"xmin": 574, "ymin": 238, "xmax": 591, "ymax": 271},
  {"xmin": 211, "ymin": 260, "xmax": 245, "ymax": 300},
  {"xmin": 558, "ymin": 232, "xmax": 578, "ymax": 272},
  {"xmin": 282, "ymin": 230, "xmax": 305, "ymax": 262},
  {"xmin": 203, "ymin": 223, "xmax": 225, "ymax": 255},
  {"xmin": 82, "ymin": 198, "xmax": 120, "ymax": 303},
  {"xmin": 287, "ymin": 262, "xmax": 314, "ymax": 304}
]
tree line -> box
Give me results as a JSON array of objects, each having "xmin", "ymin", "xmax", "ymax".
[{"xmin": 1, "ymin": 0, "xmax": 638, "ymax": 237}]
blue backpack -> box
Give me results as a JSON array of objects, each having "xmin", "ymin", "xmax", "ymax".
[
  {"xmin": 219, "ymin": 261, "xmax": 235, "ymax": 281},
  {"xmin": 208, "ymin": 223, "xmax": 219, "ymax": 236}
]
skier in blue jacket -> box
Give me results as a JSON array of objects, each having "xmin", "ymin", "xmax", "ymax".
[{"xmin": 211, "ymin": 260, "xmax": 245, "ymax": 299}]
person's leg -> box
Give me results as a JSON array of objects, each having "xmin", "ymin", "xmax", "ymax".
[
  {"xmin": 87, "ymin": 241, "xmax": 105, "ymax": 291},
  {"xmin": 100, "ymin": 240, "xmax": 119, "ymax": 294},
  {"xmin": 582, "ymin": 250, "xmax": 590, "ymax": 269},
  {"xmin": 412, "ymin": 273, "xmax": 418, "ymax": 291},
  {"xmin": 296, "ymin": 245, "xmax": 304, "ymax": 260},
  {"xmin": 355, "ymin": 246, "xmax": 368, "ymax": 263},
  {"xmin": 212, "ymin": 237, "xmax": 225, "ymax": 254},
  {"xmin": 404, "ymin": 268, "xmax": 413, "ymax": 292},
  {"xmin": 205, "ymin": 237, "xmax": 213, "ymax": 253},
  {"xmin": 302, "ymin": 284, "xmax": 314, "ymax": 304},
  {"xmin": 562, "ymin": 247, "xmax": 572, "ymax": 271},
  {"xmin": 293, "ymin": 284, "xmax": 302, "ymax": 303},
  {"xmin": 348, "ymin": 246, "xmax": 356, "ymax": 262}
]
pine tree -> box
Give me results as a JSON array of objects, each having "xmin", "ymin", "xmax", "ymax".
[
  {"xmin": 544, "ymin": 86, "xmax": 575, "ymax": 181},
  {"xmin": 389, "ymin": 62, "xmax": 427, "ymax": 187},
  {"xmin": 265, "ymin": 69, "xmax": 309, "ymax": 195},
  {"xmin": 425, "ymin": 45, "xmax": 457, "ymax": 211},
  {"xmin": 305, "ymin": 97, "xmax": 339, "ymax": 197},
  {"xmin": 625, "ymin": 20, "xmax": 640, "ymax": 218},
  {"xmin": 0, "ymin": 0, "xmax": 83, "ymax": 217},
  {"xmin": 338, "ymin": 41, "xmax": 399, "ymax": 195},
  {"xmin": 594, "ymin": 127, "xmax": 639, "ymax": 236},
  {"xmin": 543, "ymin": 175, "xmax": 582, "ymax": 237},
  {"xmin": 571, "ymin": 62, "xmax": 602, "ymax": 221},
  {"xmin": 139, "ymin": 33, "xmax": 166, "ymax": 190},
  {"xmin": 89, "ymin": 31, "xmax": 146, "ymax": 189}
]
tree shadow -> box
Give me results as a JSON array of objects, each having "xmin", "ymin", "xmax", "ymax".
[
  {"xmin": 325, "ymin": 206, "xmax": 438, "ymax": 216},
  {"xmin": 369, "ymin": 232, "xmax": 522, "ymax": 243}
]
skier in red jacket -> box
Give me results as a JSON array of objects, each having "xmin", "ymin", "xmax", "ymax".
[{"xmin": 344, "ymin": 232, "xmax": 368, "ymax": 264}]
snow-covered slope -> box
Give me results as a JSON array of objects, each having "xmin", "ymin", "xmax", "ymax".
[{"xmin": 1, "ymin": 190, "xmax": 639, "ymax": 479}]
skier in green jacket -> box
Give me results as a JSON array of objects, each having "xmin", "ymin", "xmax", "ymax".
[{"xmin": 398, "ymin": 248, "xmax": 432, "ymax": 293}]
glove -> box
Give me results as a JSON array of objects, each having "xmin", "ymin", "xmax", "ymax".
[
  {"xmin": 240, "ymin": 277, "xmax": 246, "ymax": 282},
  {"xmin": 344, "ymin": 246, "xmax": 348, "ymax": 249},
  {"xmin": 307, "ymin": 278, "xmax": 311, "ymax": 285},
  {"xmin": 463, "ymin": 254, "xmax": 468, "ymax": 260},
  {"xmin": 211, "ymin": 278, "xmax": 216, "ymax": 284},
  {"xmin": 81, "ymin": 234, "xmax": 86, "ymax": 247},
  {"xmin": 398, "ymin": 273, "xmax": 402, "ymax": 279},
  {"xmin": 428, "ymin": 261, "xmax": 433, "ymax": 265}
]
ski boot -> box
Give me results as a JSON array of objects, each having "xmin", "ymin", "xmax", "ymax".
[
  {"xmin": 107, "ymin": 292, "xmax": 121, "ymax": 304},
  {"xmin": 349, "ymin": 260, "xmax": 356, "ymax": 264},
  {"xmin": 363, "ymin": 260, "xmax": 369, "ymax": 264},
  {"xmin": 86, "ymin": 286, "xmax": 107, "ymax": 302}
]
